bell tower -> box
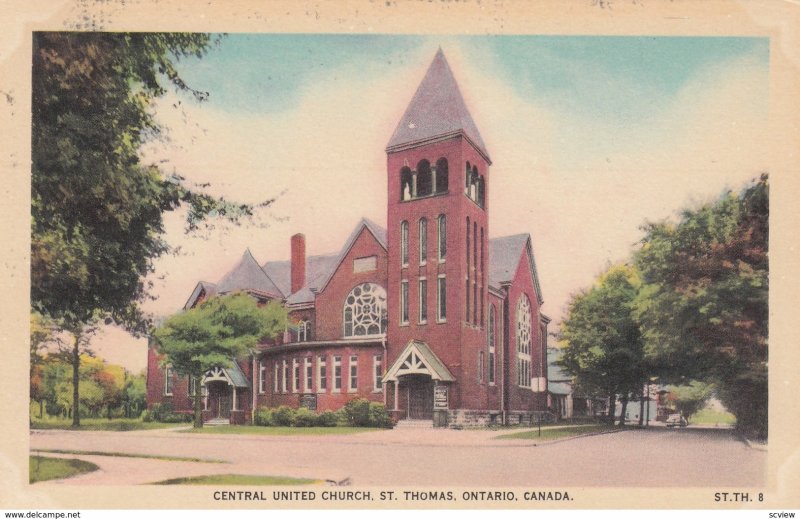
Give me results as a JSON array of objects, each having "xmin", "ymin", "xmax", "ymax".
[{"xmin": 385, "ymin": 49, "xmax": 492, "ymax": 413}]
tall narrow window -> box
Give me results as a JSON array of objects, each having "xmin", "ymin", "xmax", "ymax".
[
  {"xmin": 517, "ymin": 295, "xmax": 532, "ymax": 388},
  {"xmin": 374, "ymin": 355, "xmax": 383, "ymax": 391},
  {"xmin": 419, "ymin": 218, "xmax": 427, "ymax": 265},
  {"xmin": 479, "ymin": 351, "xmax": 485, "ymax": 383},
  {"xmin": 348, "ymin": 355, "xmax": 358, "ymax": 393},
  {"xmin": 293, "ymin": 358, "xmax": 300, "ymax": 393},
  {"xmin": 417, "ymin": 159, "xmax": 432, "ymax": 197},
  {"xmin": 400, "ymin": 280, "xmax": 409, "ymax": 324},
  {"xmin": 164, "ymin": 366, "xmax": 173, "ymax": 396},
  {"xmin": 400, "ymin": 221, "xmax": 409, "ymax": 266},
  {"xmin": 480, "ymin": 227, "xmax": 485, "ymax": 326},
  {"xmin": 305, "ymin": 357, "xmax": 313, "ymax": 392},
  {"xmin": 400, "ymin": 166, "xmax": 413, "ymax": 200},
  {"xmin": 296, "ymin": 321, "xmax": 310, "ymax": 342},
  {"xmin": 488, "ymin": 305, "xmax": 496, "ymax": 385},
  {"xmin": 282, "ymin": 360, "xmax": 288, "ymax": 393},
  {"xmin": 473, "ymin": 221, "xmax": 478, "ymax": 324},
  {"xmin": 437, "ymin": 275, "xmax": 447, "ymax": 322},
  {"xmin": 317, "ymin": 355, "xmax": 327, "ymax": 392},
  {"xmin": 333, "ymin": 356, "xmax": 342, "ymax": 392},
  {"xmin": 419, "ymin": 278, "xmax": 428, "ymax": 323},
  {"xmin": 259, "ymin": 361, "xmax": 266, "ymax": 394},
  {"xmin": 437, "ymin": 214, "xmax": 446, "ymax": 261},
  {"xmin": 435, "ymin": 158, "xmax": 448, "ymax": 193},
  {"xmin": 466, "ymin": 216, "xmax": 470, "ymax": 321},
  {"xmin": 274, "ymin": 363, "xmax": 279, "ymax": 393}
]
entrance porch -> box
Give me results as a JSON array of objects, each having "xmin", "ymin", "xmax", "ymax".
[
  {"xmin": 200, "ymin": 364, "xmax": 251, "ymax": 425},
  {"xmin": 383, "ymin": 340, "xmax": 455, "ymax": 427}
]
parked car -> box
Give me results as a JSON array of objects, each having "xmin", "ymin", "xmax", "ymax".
[{"xmin": 665, "ymin": 413, "xmax": 688, "ymax": 428}]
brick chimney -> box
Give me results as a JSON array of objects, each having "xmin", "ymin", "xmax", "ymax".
[{"xmin": 290, "ymin": 233, "xmax": 306, "ymax": 294}]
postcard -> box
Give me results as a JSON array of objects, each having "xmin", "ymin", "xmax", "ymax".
[{"xmin": 1, "ymin": 0, "xmax": 799, "ymax": 513}]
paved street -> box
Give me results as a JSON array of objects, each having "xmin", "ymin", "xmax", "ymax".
[{"xmin": 30, "ymin": 426, "xmax": 765, "ymax": 487}]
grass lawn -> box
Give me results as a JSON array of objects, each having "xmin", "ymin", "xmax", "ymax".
[
  {"xmin": 32, "ymin": 448, "xmax": 225, "ymax": 464},
  {"xmin": 493, "ymin": 424, "xmax": 618, "ymax": 441},
  {"xmin": 31, "ymin": 418, "xmax": 186, "ymax": 431},
  {"xmin": 689, "ymin": 408, "xmax": 737, "ymax": 425},
  {"xmin": 153, "ymin": 474, "xmax": 319, "ymax": 485},
  {"xmin": 184, "ymin": 425, "xmax": 381, "ymax": 436},
  {"xmin": 29, "ymin": 455, "xmax": 99, "ymax": 483}
]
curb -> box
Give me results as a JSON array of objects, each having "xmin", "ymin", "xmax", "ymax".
[
  {"xmin": 739, "ymin": 435, "xmax": 768, "ymax": 452},
  {"xmin": 524, "ymin": 427, "xmax": 627, "ymax": 447}
]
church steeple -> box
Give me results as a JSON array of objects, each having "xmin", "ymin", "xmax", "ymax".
[{"xmin": 386, "ymin": 49, "xmax": 490, "ymax": 163}]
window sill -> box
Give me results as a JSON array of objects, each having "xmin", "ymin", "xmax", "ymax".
[
  {"xmin": 372, "ymin": 389, "xmax": 383, "ymax": 394},
  {"xmin": 436, "ymin": 319, "xmax": 447, "ymax": 324},
  {"xmin": 399, "ymin": 321, "xmax": 410, "ymax": 327},
  {"xmin": 347, "ymin": 390, "xmax": 357, "ymax": 394},
  {"xmin": 418, "ymin": 320, "xmax": 427, "ymax": 326}
]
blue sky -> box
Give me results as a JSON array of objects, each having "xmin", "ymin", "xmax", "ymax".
[
  {"xmin": 106, "ymin": 33, "xmax": 772, "ymax": 371},
  {"xmin": 181, "ymin": 34, "xmax": 768, "ymax": 123}
]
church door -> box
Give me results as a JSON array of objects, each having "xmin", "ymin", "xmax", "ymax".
[
  {"xmin": 207, "ymin": 381, "xmax": 231, "ymax": 419},
  {"xmin": 406, "ymin": 375, "xmax": 433, "ymax": 420}
]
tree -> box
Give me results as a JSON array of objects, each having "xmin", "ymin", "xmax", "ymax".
[
  {"xmin": 31, "ymin": 33, "xmax": 272, "ymax": 426},
  {"xmin": 667, "ymin": 381, "xmax": 714, "ymax": 419},
  {"xmin": 559, "ymin": 264, "xmax": 647, "ymax": 426},
  {"xmin": 153, "ymin": 293, "xmax": 287, "ymax": 428},
  {"xmin": 634, "ymin": 175, "xmax": 768, "ymax": 439}
]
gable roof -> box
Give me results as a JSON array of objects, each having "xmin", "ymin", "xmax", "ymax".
[
  {"xmin": 315, "ymin": 218, "xmax": 388, "ymax": 296},
  {"xmin": 262, "ymin": 253, "xmax": 340, "ymax": 303},
  {"xmin": 183, "ymin": 281, "xmax": 217, "ymax": 310},
  {"xmin": 215, "ymin": 249, "xmax": 283, "ymax": 299},
  {"xmin": 488, "ymin": 233, "xmax": 544, "ymax": 304},
  {"xmin": 386, "ymin": 49, "xmax": 490, "ymax": 162}
]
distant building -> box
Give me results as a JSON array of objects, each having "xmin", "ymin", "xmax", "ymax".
[{"xmin": 147, "ymin": 50, "xmax": 550, "ymax": 427}]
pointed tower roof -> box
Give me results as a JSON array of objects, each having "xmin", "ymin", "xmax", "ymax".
[
  {"xmin": 215, "ymin": 249, "xmax": 283, "ymax": 299},
  {"xmin": 386, "ymin": 49, "xmax": 490, "ymax": 162}
]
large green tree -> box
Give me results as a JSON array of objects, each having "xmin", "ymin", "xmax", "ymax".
[
  {"xmin": 31, "ymin": 32, "xmax": 269, "ymax": 426},
  {"xmin": 559, "ymin": 264, "xmax": 648, "ymax": 425},
  {"xmin": 152, "ymin": 293, "xmax": 287, "ymax": 428},
  {"xmin": 634, "ymin": 175, "xmax": 768, "ymax": 439}
]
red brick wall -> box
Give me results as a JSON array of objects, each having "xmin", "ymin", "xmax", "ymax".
[
  {"xmin": 505, "ymin": 246, "xmax": 547, "ymax": 412},
  {"xmin": 257, "ymin": 344, "xmax": 384, "ymax": 411},
  {"xmin": 386, "ymin": 135, "xmax": 491, "ymax": 411},
  {"xmin": 314, "ymin": 227, "xmax": 388, "ymax": 342}
]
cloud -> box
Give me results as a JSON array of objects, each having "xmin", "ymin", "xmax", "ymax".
[{"xmin": 99, "ymin": 40, "xmax": 769, "ymax": 368}]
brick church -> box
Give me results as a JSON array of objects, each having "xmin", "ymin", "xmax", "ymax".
[{"xmin": 146, "ymin": 49, "xmax": 550, "ymax": 427}]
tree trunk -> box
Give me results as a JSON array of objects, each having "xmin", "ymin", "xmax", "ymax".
[
  {"xmin": 639, "ymin": 386, "xmax": 645, "ymax": 427},
  {"xmin": 193, "ymin": 377, "xmax": 203, "ymax": 429},
  {"xmin": 607, "ymin": 393, "xmax": 617, "ymax": 425},
  {"xmin": 619, "ymin": 394, "xmax": 629, "ymax": 427},
  {"xmin": 39, "ymin": 400, "xmax": 44, "ymax": 419},
  {"xmin": 71, "ymin": 332, "xmax": 81, "ymax": 428}
]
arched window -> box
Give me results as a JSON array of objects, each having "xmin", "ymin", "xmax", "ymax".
[
  {"xmin": 488, "ymin": 305, "xmax": 496, "ymax": 384},
  {"xmin": 400, "ymin": 220, "xmax": 408, "ymax": 266},
  {"xmin": 343, "ymin": 283, "xmax": 388, "ymax": 337},
  {"xmin": 465, "ymin": 161, "xmax": 472, "ymax": 194},
  {"xmin": 437, "ymin": 214, "xmax": 446, "ymax": 261},
  {"xmin": 400, "ymin": 167, "xmax": 413, "ymax": 201},
  {"xmin": 435, "ymin": 158, "xmax": 448, "ymax": 193},
  {"xmin": 417, "ymin": 159, "xmax": 432, "ymax": 197},
  {"xmin": 296, "ymin": 320, "xmax": 310, "ymax": 342},
  {"xmin": 477, "ymin": 176, "xmax": 485, "ymax": 208},
  {"xmin": 516, "ymin": 295, "xmax": 532, "ymax": 388},
  {"xmin": 419, "ymin": 218, "xmax": 427, "ymax": 265}
]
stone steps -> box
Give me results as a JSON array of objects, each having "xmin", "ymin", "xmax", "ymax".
[
  {"xmin": 395, "ymin": 419, "xmax": 433, "ymax": 429},
  {"xmin": 204, "ymin": 417, "xmax": 231, "ymax": 426}
]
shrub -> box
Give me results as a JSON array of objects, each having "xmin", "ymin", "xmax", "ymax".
[
  {"xmin": 368, "ymin": 402, "xmax": 392, "ymax": 428},
  {"xmin": 317, "ymin": 410, "xmax": 338, "ymax": 427},
  {"xmin": 343, "ymin": 398, "xmax": 371, "ymax": 427},
  {"xmin": 292, "ymin": 407, "xmax": 318, "ymax": 427},
  {"xmin": 144, "ymin": 403, "xmax": 191, "ymax": 423},
  {"xmin": 271, "ymin": 406, "xmax": 296, "ymax": 427},
  {"xmin": 254, "ymin": 407, "xmax": 273, "ymax": 426}
]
